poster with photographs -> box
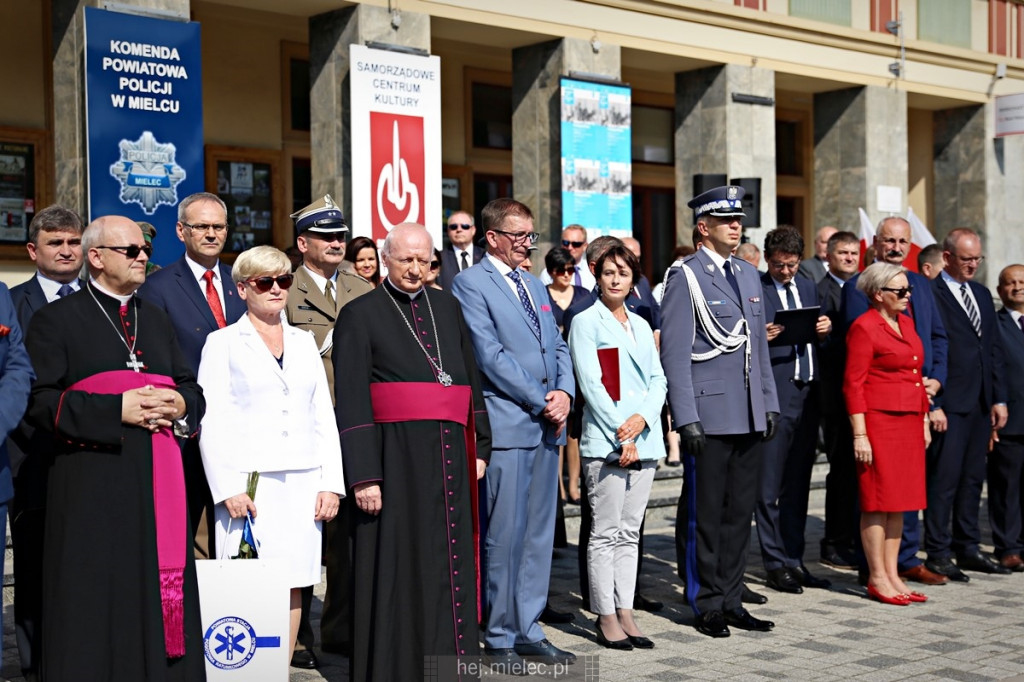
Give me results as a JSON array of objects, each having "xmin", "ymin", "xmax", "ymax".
[
  {"xmin": 215, "ymin": 160, "xmax": 272, "ymax": 251},
  {"xmin": 560, "ymin": 78, "xmax": 632, "ymax": 239},
  {"xmin": 0, "ymin": 140, "xmax": 36, "ymax": 243}
]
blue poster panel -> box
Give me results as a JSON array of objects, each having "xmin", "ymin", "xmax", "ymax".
[
  {"xmin": 560, "ymin": 78, "xmax": 631, "ymax": 239},
  {"xmin": 85, "ymin": 6, "xmax": 204, "ymax": 266}
]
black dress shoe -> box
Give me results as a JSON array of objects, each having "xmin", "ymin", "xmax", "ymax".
[
  {"xmin": 957, "ymin": 551, "xmax": 1013, "ymax": 575},
  {"xmin": 741, "ymin": 584, "xmax": 768, "ymax": 604},
  {"xmin": 540, "ymin": 604, "xmax": 575, "ymax": 624},
  {"xmin": 724, "ymin": 607, "xmax": 775, "ymax": 632},
  {"xmin": 290, "ymin": 649, "xmax": 319, "ymax": 669},
  {"xmin": 483, "ymin": 648, "xmax": 528, "ymax": 676},
  {"xmin": 795, "ymin": 565, "xmax": 832, "ymax": 589},
  {"xmin": 820, "ymin": 548, "xmax": 857, "ymax": 571},
  {"xmin": 594, "ymin": 619, "xmax": 633, "ymax": 650},
  {"xmin": 514, "ymin": 639, "xmax": 576, "ymax": 665},
  {"xmin": 926, "ymin": 557, "xmax": 970, "ymax": 582},
  {"xmin": 627, "ymin": 634, "xmax": 655, "ymax": 649},
  {"xmin": 765, "ymin": 567, "xmax": 803, "ymax": 594},
  {"xmin": 633, "ymin": 593, "xmax": 664, "ymax": 612},
  {"xmin": 695, "ymin": 610, "xmax": 730, "ymax": 638}
]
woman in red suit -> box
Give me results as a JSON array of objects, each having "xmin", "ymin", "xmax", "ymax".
[{"xmin": 844, "ymin": 263, "xmax": 932, "ymax": 606}]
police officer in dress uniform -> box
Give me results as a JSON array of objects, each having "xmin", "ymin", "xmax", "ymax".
[
  {"xmin": 284, "ymin": 195, "xmax": 372, "ymax": 668},
  {"xmin": 660, "ymin": 185, "xmax": 780, "ymax": 638}
]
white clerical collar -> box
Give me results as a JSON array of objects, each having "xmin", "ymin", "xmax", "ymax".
[
  {"xmin": 300, "ymin": 264, "xmax": 337, "ymax": 291},
  {"xmin": 89, "ymin": 279, "xmax": 133, "ymax": 304},
  {"xmin": 384, "ymin": 276, "xmax": 423, "ymax": 300}
]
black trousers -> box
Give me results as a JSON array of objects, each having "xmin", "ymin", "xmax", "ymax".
[
  {"xmin": 296, "ymin": 500, "xmax": 353, "ymax": 653},
  {"xmin": 11, "ymin": 492, "xmax": 44, "ymax": 676},
  {"xmin": 987, "ymin": 434, "xmax": 1024, "ymax": 558},
  {"xmin": 821, "ymin": 409, "xmax": 858, "ymax": 554},
  {"xmin": 676, "ymin": 433, "xmax": 762, "ymax": 616},
  {"xmin": 924, "ymin": 408, "xmax": 990, "ymax": 559}
]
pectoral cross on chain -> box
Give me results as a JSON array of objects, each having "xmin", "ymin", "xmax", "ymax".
[{"xmin": 126, "ymin": 353, "xmax": 146, "ymax": 372}]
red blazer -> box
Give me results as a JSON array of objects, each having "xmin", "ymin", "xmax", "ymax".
[{"xmin": 844, "ymin": 308, "xmax": 930, "ymax": 415}]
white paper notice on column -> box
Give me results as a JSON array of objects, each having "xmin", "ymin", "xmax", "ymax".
[
  {"xmin": 995, "ymin": 93, "xmax": 1024, "ymax": 137},
  {"xmin": 349, "ymin": 44, "xmax": 442, "ymax": 249}
]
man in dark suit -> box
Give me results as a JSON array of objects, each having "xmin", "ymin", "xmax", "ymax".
[
  {"xmin": 840, "ymin": 216, "xmax": 949, "ymax": 586},
  {"xmin": 924, "ymin": 228, "xmax": 1010, "ymax": 580},
  {"xmin": 816, "ymin": 230, "xmax": 861, "ymax": 570},
  {"xmin": 988, "ymin": 264, "xmax": 1024, "ymax": 571},
  {"xmin": 439, "ymin": 209, "xmax": 484, "ymax": 290},
  {"xmin": 796, "ymin": 226, "xmax": 836, "ymax": 283},
  {"xmin": 9, "ymin": 204, "xmax": 84, "ymax": 681},
  {"xmin": 755, "ymin": 227, "xmax": 832, "ymax": 594},
  {"xmin": 661, "ymin": 185, "xmax": 779, "ymax": 638}
]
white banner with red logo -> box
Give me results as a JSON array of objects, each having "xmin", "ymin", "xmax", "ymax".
[{"xmin": 350, "ymin": 45, "xmax": 441, "ymax": 248}]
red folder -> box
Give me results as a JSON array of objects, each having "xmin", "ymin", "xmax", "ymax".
[{"xmin": 597, "ymin": 347, "xmax": 621, "ymax": 401}]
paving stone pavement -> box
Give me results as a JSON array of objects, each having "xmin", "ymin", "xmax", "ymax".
[{"xmin": 5, "ymin": 480, "xmax": 1024, "ymax": 681}]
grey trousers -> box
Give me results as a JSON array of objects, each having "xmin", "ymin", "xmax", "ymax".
[{"xmin": 584, "ymin": 458, "xmax": 657, "ymax": 615}]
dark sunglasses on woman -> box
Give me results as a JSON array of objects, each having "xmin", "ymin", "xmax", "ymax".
[{"xmin": 245, "ymin": 274, "xmax": 295, "ymax": 292}]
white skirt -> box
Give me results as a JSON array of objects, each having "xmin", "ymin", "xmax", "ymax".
[{"xmin": 214, "ymin": 468, "xmax": 323, "ymax": 588}]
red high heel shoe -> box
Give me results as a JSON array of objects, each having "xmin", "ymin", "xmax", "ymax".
[
  {"xmin": 901, "ymin": 591, "xmax": 928, "ymax": 603},
  {"xmin": 866, "ymin": 584, "xmax": 910, "ymax": 605}
]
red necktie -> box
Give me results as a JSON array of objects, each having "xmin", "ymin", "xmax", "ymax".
[{"xmin": 203, "ymin": 270, "xmax": 227, "ymax": 328}]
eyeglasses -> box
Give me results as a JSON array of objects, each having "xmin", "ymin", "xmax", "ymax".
[
  {"xmin": 494, "ymin": 230, "xmax": 539, "ymax": 244},
  {"xmin": 880, "ymin": 285, "xmax": 913, "ymax": 299},
  {"xmin": 768, "ymin": 261, "xmax": 800, "ymax": 271},
  {"xmin": 562, "ymin": 239, "xmax": 585, "ymax": 248},
  {"xmin": 448, "ymin": 223, "xmax": 473, "ymax": 231},
  {"xmin": 95, "ymin": 244, "xmax": 152, "ymax": 259},
  {"xmin": 245, "ymin": 274, "xmax": 294, "ymax": 293},
  {"xmin": 954, "ymin": 255, "xmax": 985, "ymax": 265},
  {"xmin": 430, "ymin": 261, "xmax": 441, "ymax": 270},
  {"xmin": 182, "ymin": 222, "xmax": 228, "ymax": 233}
]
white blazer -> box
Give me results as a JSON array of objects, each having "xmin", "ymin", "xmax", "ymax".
[{"xmin": 197, "ymin": 313, "xmax": 346, "ymax": 504}]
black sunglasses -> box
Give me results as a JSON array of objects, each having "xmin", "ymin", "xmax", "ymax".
[
  {"xmin": 562, "ymin": 239, "xmax": 585, "ymax": 248},
  {"xmin": 430, "ymin": 260, "xmax": 441, "ymax": 270},
  {"xmin": 245, "ymin": 274, "xmax": 294, "ymax": 293},
  {"xmin": 448, "ymin": 223, "xmax": 473, "ymax": 231},
  {"xmin": 880, "ymin": 285, "xmax": 913, "ymax": 299},
  {"xmin": 555, "ymin": 266, "xmax": 576, "ymax": 275},
  {"xmin": 96, "ymin": 244, "xmax": 152, "ymax": 259}
]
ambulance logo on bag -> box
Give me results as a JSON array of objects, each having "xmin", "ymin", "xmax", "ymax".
[
  {"xmin": 109, "ymin": 130, "xmax": 186, "ymax": 215},
  {"xmin": 203, "ymin": 615, "xmax": 281, "ymax": 670}
]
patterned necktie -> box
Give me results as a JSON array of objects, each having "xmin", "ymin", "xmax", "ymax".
[
  {"xmin": 203, "ymin": 270, "xmax": 228, "ymax": 329},
  {"xmin": 508, "ymin": 270, "xmax": 541, "ymax": 336},
  {"xmin": 460, "ymin": 250, "xmax": 470, "ymax": 272},
  {"xmin": 325, "ymin": 279, "xmax": 335, "ymax": 309},
  {"xmin": 784, "ymin": 282, "xmax": 810, "ymax": 381},
  {"xmin": 960, "ymin": 283, "xmax": 981, "ymax": 336},
  {"xmin": 57, "ymin": 283, "xmax": 74, "ymax": 298},
  {"xmin": 723, "ymin": 260, "xmax": 742, "ymax": 302}
]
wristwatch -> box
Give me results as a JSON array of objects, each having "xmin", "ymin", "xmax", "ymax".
[{"xmin": 172, "ymin": 417, "xmax": 190, "ymax": 438}]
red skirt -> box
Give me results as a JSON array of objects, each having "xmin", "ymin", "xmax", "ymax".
[{"xmin": 858, "ymin": 409, "xmax": 927, "ymax": 512}]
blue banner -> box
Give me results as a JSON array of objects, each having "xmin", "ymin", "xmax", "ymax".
[
  {"xmin": 560, "ymin": 78, "xmax": 632, "ymax": 239},
  {"xmin": 85, "ymin": 7, "xmax": 203, "ymax": 266}
]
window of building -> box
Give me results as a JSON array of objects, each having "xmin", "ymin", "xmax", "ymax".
[
  {"xmin": 790, "ymin": 0, "xmax": 851, "ymax": 26},
  {"xmin": 631, "ymin": 105, "xmax": 673, "ymax": 165},
  {"xmin": 281, "ymin": 41, "xmax": 311, "ymax": 142},
  {"xmin": 990, "ymin": 0, "xmax": 1024, "ymax": 58},
  {"xmin": 871, "ymin": 0, "xmax": 897, "ymax": 33},
  {"xmin": 917, "ymin": 0, "xmax": 971, "ymax": 48},
  {"xmin": 776, "ymin": 119, "xmax": 803, "ymax": 177},
  {"xmin": 734, "ymin": 0, "xmax": 764, "ymax": 8},
  {"xmin": 470, "ymin": 82, "xmax": 513, "ymax": 150}
]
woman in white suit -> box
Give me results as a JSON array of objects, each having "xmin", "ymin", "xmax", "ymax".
[
  {"xmin": 569, "ymin": 244, "xmax": 667, "ymax": 651},
  {"xmin": 197, "ymin": 246, "xmax": 345, "ymax": 660}
]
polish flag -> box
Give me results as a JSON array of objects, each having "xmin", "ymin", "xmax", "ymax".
[
  {"xmin": 858, "ymin": 207, "xmax": 875, "ymax": 271},
  {"xmin": 904, "ymin": 206, "xmax": 937, "ymax": 274}
]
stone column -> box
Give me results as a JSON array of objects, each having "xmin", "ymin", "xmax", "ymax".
[
  {"xmin": 674, "ymin": 64, "xmax": 777, "ymax": 247},
  {"xmin": 511, "ymin": 38, "xmax": 621, "ymax": 244},
  {"xmin": 308, "ymin": 5, "xmax": 429, "ymax": 221},
  {"xmin": 814, "ymin": 86, "xmax": 907, "ymax": 234},
  {"xmin": 51, "ymin": 0, "xmax": 190, "ymax": 216}
]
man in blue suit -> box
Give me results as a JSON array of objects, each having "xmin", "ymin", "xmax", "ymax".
[
  {"xmin": 924, "ymin": 228, "xmax": 1010, "ymax": 579},
  {"xmin": 0, "ymin": 283, "xmax": 35, "ymax": 674},
  {"xmin": 451, "ymin": 198, "xmax": 577, "ymax": 669},
  {"xmin": 661, "ymin": 185, "xmax": 780, "ymax": 638},
  {"xmin": 755, "ymin": 227, "xmax": 833, "ymax": 594},
  {"xmin": 839, "ymin": 216, "xmax": 949, "ymax": 587},
  {"xmin": 138, "ymin": 193, "xmax": 246, "ymax": 561},
  {"xmin": 9, "ymin": 204, "xmax": 84, "ymax": 680}
]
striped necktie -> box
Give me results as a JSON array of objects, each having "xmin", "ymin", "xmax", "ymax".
[{"xmin": 960, "ymin": 283, "xmax": 981, "ymax": 336}]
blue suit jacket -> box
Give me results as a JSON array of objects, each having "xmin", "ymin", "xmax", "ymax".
[
  {"xmin": 996, "ymin": 308, "xmax": 1024, "ymax": 435},
  {"xmin": 761, "ymin": 272, "xmax": 821, "ymax": 397},
  {"xmin": 660, "ymin": 249, "xmax": 779, "ymax": 435},
  {"xmin": 568, "ymin": 303, "xmax": 666, "ymax": 461},
  {"xmin": 0, "ymin": 283, "xmax": 35, "ymax": 504},
  {"xmin": 138, "ymin": 257, "xmax": 246, "ymax": 374},
  {"xmin": 931, "ymin": 277, "xmax": 1005, "ymax": 414},
  {"xmin": 840, "ymin": 268, "xmax": 948, "ymax": 399},
  {"xmin": 451, "ymin": 256, "xmax": 574, "ymax": 449}
]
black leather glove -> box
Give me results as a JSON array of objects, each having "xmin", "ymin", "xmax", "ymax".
[
  {"xmin": 679, "ymin": 421, "xmax": 706, "ymax": 456},
  {"xmin": 763, "ymin": 412, "xmax": 780, "ymax": 441}
]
